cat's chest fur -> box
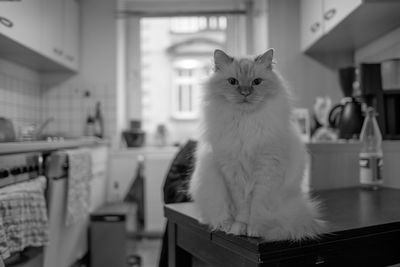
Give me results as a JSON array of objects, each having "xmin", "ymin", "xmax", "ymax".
[{"xmin": 206, "ymin": 109, "xmax": 288, "ymax": 184}]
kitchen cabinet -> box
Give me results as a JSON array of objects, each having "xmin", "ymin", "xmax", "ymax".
[
  {"xmin": 0, "ymin": 0, "xmax": 42, "ymax": 52},
  {"xmin": 300, "ymin": 0, "xmax": 400, "ymax": 69},
  {"xmin": 63, "ymin": 0, "xmax": 80, "ymax": 70},
  {"xmin": 300, "ymin": 0, "xmax": 324, "ymax": 52},
  {"xmin": 41, "ymin": 0, "xmax": 80, "ymax": 71},
  {"xmin": 0, "ymin": 0, "xmax": 80, "ymax": 72},
  {"xmin": 322, "ymin": 0, "xmax": 361, "ymax": 33},
  {"xmin": 300, "ymin": 0, "xmax": 361, "ymax": 52},
  {"xmin": 41, "ymin": 0, "xmax": 64, "ymax": 65}
]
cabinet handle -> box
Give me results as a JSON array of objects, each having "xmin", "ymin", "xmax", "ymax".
[
  {"xmin": 310, "ymin": 22, "xmax": 320, "ymax": 33},
  {"xmin": 53, "ymin": 48, "xmax": 63, "ymax": 56},
  {"xmin": 0, "ymin": 17, "xmax": 13, "ymax": 28},
  {"xmin": 324, "ymin": 8, "xmax": 337, "ymax": 21}
]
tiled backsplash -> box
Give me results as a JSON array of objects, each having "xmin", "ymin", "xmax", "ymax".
[
  {"xmin": 0, "ymin": 59, "xmax": 42, "ymax": 136},
  {"xmin": 0, "ymin": 59, "xmax": 116, "ymax": 140},
  {"xmin": 41, "ymin": 81, "xmax": 116, "ymax": 138}
]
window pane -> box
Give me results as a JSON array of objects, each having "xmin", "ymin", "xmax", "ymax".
[
  {"xmin": 178, "ymin": 85, "xmax": 183, "ymax": 112},
  {"xmin": 219, "ymin": 16, "xmax": 227, "ymax": 29},
  {"xmin": 188, "ymin": 85, "xmax": 193, "ymax": 112},
  {"xmin": 209, "ymin": 16, "xmax": 217, "ymax": 29}
]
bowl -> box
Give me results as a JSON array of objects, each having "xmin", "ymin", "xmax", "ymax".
[{"xmin": 123, "ymin": 130, "xmax": 145, "ymax": 147}]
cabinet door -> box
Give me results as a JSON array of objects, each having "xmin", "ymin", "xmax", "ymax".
[
  {"xmin": 0, "ymin": 0, "xmax": 41, "ymax": 52},
  {"xmin": 300, "ymin": 0, "xmax": 324, "ymax": 51},
  {"xmin": 63, "ymin": 0, "xmax": 80, "ymax": 71},
  {"xmin": 41, "ymin": 0, "xmax": 64, "ymax": 65},
  {"xmin": 323, "ymin": 0, "xmax": 362, "ymax": 33}
]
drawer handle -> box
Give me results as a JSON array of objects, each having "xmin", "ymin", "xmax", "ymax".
[
  {"xmin": 310, "ymin": 22, "xmax": 320, "ymax": 33},
  {"xmin": 0, "ymin": 17, "xmax": 13, "ymax": 28},
  {"xmin": 324, "ymin": 8, "xmax": 337, "ymax": 21}
]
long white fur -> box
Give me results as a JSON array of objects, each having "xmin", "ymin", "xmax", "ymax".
[{"xmin": 189, "ymin": 49, "xmax": 325, "ymax": 240}]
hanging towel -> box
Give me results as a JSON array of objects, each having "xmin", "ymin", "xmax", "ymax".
[
  {"xmin": 65, "ymin": 148, "xmax": 92, "ymax": 226},
  {"xmin": 90, "ymin": 146, "xmax": 108, "ymax": 177},
  {"xmin": 0, "ymin": 176, "xmax": 49, "ymax": 260}
]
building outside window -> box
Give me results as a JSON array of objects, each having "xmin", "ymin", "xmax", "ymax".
[
  {"xmin": 171, "ymin": 60, "xmax": 208, "ymax": 120},
  {"xmin": 140, "ymin": 15, "xmax": 235, "ymax": 144}
]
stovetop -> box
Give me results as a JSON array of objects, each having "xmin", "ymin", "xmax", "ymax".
[{"xmin": 0, "ymin": 153, "xmax": 43, "ymax": 188}]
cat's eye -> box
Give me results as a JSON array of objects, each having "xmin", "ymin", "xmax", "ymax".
[
  {"xmin": 227, "ymin": 77, "xmax": 238, "ymax": 85},
  {"xmin": 252, "ymin": 78, "xmax": 263, "ymax": 86}
]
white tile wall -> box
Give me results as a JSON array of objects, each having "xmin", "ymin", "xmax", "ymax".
[
  {"xmin": 0, "ymin": 60, "xmax": 42, "ymax": 137},
  {"xmin": 0, "ymin": 59, "xmax": 116, "ymax": 140},
  {"xmin": 41, "ymin": 81, "xmax": 116, "ymax": 139}
]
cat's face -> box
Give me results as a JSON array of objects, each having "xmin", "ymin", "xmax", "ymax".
[{"xmin": 207, "ymin": 49, "xmax": 281, "ymax": 112}]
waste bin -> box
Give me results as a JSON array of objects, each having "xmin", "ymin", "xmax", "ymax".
[{"xmin": 90, "ymin": 202, "xmax": 130, "ymax": 267}]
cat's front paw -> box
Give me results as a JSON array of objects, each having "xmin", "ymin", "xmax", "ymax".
[
  {"xmin": 219, "ymin": 218, "xmax": 234, "ymax": 233},
  {"xmin": 227, "ymin": 221, "xmax": 247, "ymax": 236},
  {"xmin": 202, "ymin": 216, "xmax": 235, "ymax": 233}
]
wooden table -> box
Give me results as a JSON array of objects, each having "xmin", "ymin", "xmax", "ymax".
[{"xmin": 164, "ymin": 187, "xmax": 400, "ymax": 267}]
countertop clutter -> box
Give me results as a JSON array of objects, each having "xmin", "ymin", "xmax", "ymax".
[{"xmin": 0, "ymin": 137, "xmax": 109, "ymax": 155}]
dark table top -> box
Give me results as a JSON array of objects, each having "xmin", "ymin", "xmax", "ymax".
[{"xmin": 165, "ymin": 187, "xmax": 400, "ymax": 253}]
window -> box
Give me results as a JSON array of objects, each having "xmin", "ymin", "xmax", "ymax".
[
  {"xmin": 170, "ymin": 16, "xmax": 227, "ymax": 33},
  {"xmin": 171, "ymin": 61, "xmax": 205, "ymax": 120}
]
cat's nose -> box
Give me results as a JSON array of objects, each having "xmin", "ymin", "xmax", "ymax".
[{"xmin": 238, "ymin": 86, "xmax": 253, "ymax": 97}]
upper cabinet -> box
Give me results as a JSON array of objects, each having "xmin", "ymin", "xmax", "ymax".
[
  {"xmin": 0, "ymin": 0, "xmax": 42, "ymax": 52},
  {"xmin": 300, "ymin": 0, "xmax": 324, "ymax": 52},
  {"xmin": 301, "ymin": 0, "xmax": 400, "ymax": 69},
  {"xmin": 41, "ymin": 0, "xmax": 64, "ymax": 65},
  {"xmin": 0, "ymin": 0, "xmax": 80, "ymax": 72},
  {"xmin": 63, "ymin": 0, "xmax": 80, "ymax": 70},
  {"xmin": 301, "ymin": 0, "xmax": 361, "ymax": 52},
  {"xmin": 322, "ymin": 0, "xmax": 362, "ymax": 33}
]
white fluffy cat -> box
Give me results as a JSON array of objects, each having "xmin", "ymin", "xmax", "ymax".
[{"xmin": 189, "ymin": 49, "xmax": 325, "ymax": 240}]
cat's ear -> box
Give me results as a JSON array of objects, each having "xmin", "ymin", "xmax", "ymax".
[
  {"xmin": 214, "ymin": 49, "xmax": 233, "ymax": 70},
  {"xmin": 255, "ymin": 49, "xmax": 274, "ymax": 68}
]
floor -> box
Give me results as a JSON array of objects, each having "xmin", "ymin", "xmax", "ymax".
[{"xmin": 126, "ymin": 237, "xmax": 162, "ymax": 267}]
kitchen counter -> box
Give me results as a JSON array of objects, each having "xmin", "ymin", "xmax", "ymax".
[
  {"xmin": 0, "ymin": 137, "xmax": 109, "ymax": 155},
  {"xmin": 306, "ymin": 140, "xmax": 400, "ymax": 153},
  {"xmin": 306, "ymin": 140, "xmax": 400, "ymax": 190}
]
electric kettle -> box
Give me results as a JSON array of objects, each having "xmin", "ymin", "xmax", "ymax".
[{"xmin": 328, "ymin": 97, "xmax": 364, "ymax": 139}]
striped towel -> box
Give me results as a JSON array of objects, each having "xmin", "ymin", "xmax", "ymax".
[
  {"xmin": 0, "ymin": 177, "xmax": 49, "ymax": 260},
  {"xmin": 65, "ymin": 148, "xmax": 92, "ymax": 226}
]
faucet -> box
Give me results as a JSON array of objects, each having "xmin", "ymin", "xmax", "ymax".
[{"xmin": 35, "ymin": 117, "xmax": 55, "ymax": 140}]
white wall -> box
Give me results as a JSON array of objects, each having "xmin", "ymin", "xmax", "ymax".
[
  {"xmin": 248, "ymin": 0, "xmax": 269, "ymax": 55},
  {"xmin": 267, "ymin": 0, "xmax": 342, "ymax": 111}
]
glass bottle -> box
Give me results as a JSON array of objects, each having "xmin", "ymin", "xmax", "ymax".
[
  {"xmin": 94, "ymin": 101, "xmax": 104, "ymax": 138},
  {"xmin": 359, "ymin": 107, "xmax": 383, "ymax": 190},
  {"xmin": 84, "ymin": 91, "xmax": 95, "ymax": 136}
]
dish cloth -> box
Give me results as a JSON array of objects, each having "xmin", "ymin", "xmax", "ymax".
[
  {"xmin": 65, "ymin": 148, "xmax": 92, "ymax": 226},
  {"xmin": 0, "ymin": 176, "xmax": 49, "ymax": 260},
  {"xmin": 90, "ymin": 146, "xmax": 108, "ymax": 177}
]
